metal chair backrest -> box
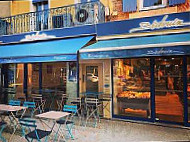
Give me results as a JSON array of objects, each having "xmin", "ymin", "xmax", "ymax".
[
  {"xmin": 85, "ymin": 98, "xmax": 100, "ymax": 108},
  {"xmin": 69, "ymin": 97, "xmax": 82, "ymax": 106},
  {"xmin": 8, "ymin": 100, "xmax": 21, "ymax": 106},
  {"xmin": 23, "ymin": 101, "xmax": 35, "ymax": 108},
  {"xmin": 63, "ymin": 105, "xmax": 77, "ymax": 114},
  {"xmin": 23, "ymin": 101, "xmax": 36, "ymax": 117},
  {"xmin": 31, "ymin": 94, "xmax": 43, "ymax": 101},
  {"xmin": 19, "ymin": 118, "xmax": 37, "ymax": 128}
]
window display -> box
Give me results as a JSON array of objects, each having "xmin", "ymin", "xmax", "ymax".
[{"xmin": 113, "ymin": 58, "xmax": 151, "ymax": 118}]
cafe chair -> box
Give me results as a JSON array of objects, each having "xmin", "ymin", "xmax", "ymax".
[
  {"xmin": 4, "ymin": 100, "xmax": 21, "ymax": 130},
  {"xmin": 56, "ymin": 93, "xmax": 67, "ymax": 111},
  {"xmin": 85, "ymin": 98, "xmax": 101, "ymax": 127},
  {"xmin": 0, "ymin": 121, "xmax": 7, "ymax": 142},
  {"xmin": 69, "ymin": 97, "xmax": 83, "ymax": 125},
  {"xmin": 19, "ymin": 118, "xmax": 52, "ymax": 142},
  {"xmin": 55, "ymin": 105, "xmax": 77, "ymax": 140},
  {"xmin": 2, "ymin": 100, "xmax": 21, "ymax": 117},
  {"xmin": 8, "ymin": 100, "xmax": 21, "ymax": 106},
  {"xmin": 16, "ymin": 101, "xmax": 36, "ymax": 118},
  {"xmin": 31, "ymin": 94, "xmax": 45, "ymax": 113}
]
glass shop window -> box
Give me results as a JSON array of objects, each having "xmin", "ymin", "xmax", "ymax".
[
  {"xmin": 113, "ymin": 58, "xmax": 151, "ymax": 118},
  {"xmin": 42, "ymin": 62, "xmax": 67, "ymax": 93}
]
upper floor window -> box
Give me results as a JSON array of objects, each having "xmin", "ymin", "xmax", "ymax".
[
  {"xmin": 123, "ymin": 0, "xmax": 186, "ymax": 12},
  {"xmin": 140, "ymin": 0, "xmax": 167, "ymax": 11},
  {"xmin": 32, "ymin": 0, "xmax": 49, "ymax": 11}
]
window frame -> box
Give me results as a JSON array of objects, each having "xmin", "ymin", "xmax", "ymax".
[
  {"xmin": 34, "ymin": 1, "xmax": 49, "ymax": 12},
  {"xmin": 139, "ymin": 0, "xmax": 167, "ymax": 11}
]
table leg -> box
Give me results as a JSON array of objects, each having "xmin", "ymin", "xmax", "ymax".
[
  {"xmin": 8, "ymin": 109, "xmax": 26, "ymax": 142},
  {"xmin": 38, "ymin": 118, "xmax": 67, "ymax": 142}
]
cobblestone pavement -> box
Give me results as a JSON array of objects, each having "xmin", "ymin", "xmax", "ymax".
[{"xmin": 2, "ymin": 119, "xmax": 190, "ymax": 142}]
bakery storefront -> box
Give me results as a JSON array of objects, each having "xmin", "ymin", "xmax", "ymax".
[
  {"xmin": 0, "ymin": 35, "xmax": 94, "ymax": 108},
  {"xmin": 80, "ymin": 12, "xmax": 190, "ymax": 126}
]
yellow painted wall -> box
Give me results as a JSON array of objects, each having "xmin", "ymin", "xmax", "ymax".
[
  {"xmin": 50, "ymin": 0, "xmax": 75, "ymax": 8},
  {"xmin": 0, "ymin": 1, "xmax": 11, "ymax": 18},
  {"xmin": 11, "ymin": 0, "xmax": 30, "ymax": 15},
  {"xmin": 100, "ymin": 0, "xmax": 113, "ymax": 14}
]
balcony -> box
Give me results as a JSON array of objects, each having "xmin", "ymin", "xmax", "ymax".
[{"xmin": 0, "ymin": 1, "xmax": 105, "ymax": 36}]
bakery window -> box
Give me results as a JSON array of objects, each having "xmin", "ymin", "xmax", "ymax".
[{"xmin": 113, "ymin": 58, "xmax": 151, "ymax": 118}]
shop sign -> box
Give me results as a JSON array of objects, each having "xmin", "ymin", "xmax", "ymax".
[
  {"xmin": 20, "ymin": 32, "xmax": 56, "ymax": 41},
  {"xmin": 87, "ymin": 53, "xmax": 110, "ymax": 59},
  {"xmin": 53, "ymin": 56, "xmax": 67, "ymax": 60},
  {"xmin": 1, "ymin": 59, "xmax": 20, "ymax": 63},
  {"xmin": 146, "ymin": 48, "xmax": 185, "ymax": 55},
  {"xmin": 97, "ymin": 12, "xmax": 190, "ymax": 36},
  {"xmin": 129, "ymin": 15, "xmax": 190, "ymax": 33}
]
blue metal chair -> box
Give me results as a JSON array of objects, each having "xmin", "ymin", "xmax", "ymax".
[
  {"xmin": 8, "ymin": 100, "xmax": 21, "ymax": 106},
  {"xmin": 55, "ymin": 105, "xmax": 77, "ymax": 140},
  {"xmin": 0, "ymin": 121, "xmax": 7, "ymax": 142},
  {"xmin": 22, "ymin": 101, "xmax": 36, "ymax": 118},
  {"xmin": 4, "ymin": 100, "xmax": 21, "ymax": 129},
  {"xmin": 19, "ymin": 118, "xmax": 52, "ymax": 142}
]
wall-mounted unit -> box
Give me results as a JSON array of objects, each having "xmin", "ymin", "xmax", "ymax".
[
  {"xmin": 52, "ymin": 13, "xmax": 74, "ymax": 28},
  {"xmin": 75, "ymin": 3, "xmax": 98, "ymax": 26}
]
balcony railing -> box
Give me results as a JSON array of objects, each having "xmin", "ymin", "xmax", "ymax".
[{"xmin": 0, "ymin": 1, "xmax": 105, "ymax": 36}]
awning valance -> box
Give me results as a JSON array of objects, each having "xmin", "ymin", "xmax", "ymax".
[
  {"xmin": 0, "ymin": 36, "xmax": 93, "ymax": 63},
  {"xmin": 80, "ymin": 33, "xmax": 190, "ymax": 59}
]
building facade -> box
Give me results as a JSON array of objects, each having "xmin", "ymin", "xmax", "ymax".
[{"xmin": 0, "ymin": 0, "xmax": 190, "ymax": 126}]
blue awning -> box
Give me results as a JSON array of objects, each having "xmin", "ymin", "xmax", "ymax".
[
  {"xmin": 0, "ymin": 36, "xmax": 93, "ymax": 63},
  {"xmin": 80, "ymin": 33, "xmax": 190, "ymax": 59}
]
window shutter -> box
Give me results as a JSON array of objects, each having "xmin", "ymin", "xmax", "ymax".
[
  {"xmin": 169, "ymin": 0, "xmax": 186, "ymax": 6},
  {"xmin": 123, "ymin": 0, "xmax": 137, "ymax": 12}
]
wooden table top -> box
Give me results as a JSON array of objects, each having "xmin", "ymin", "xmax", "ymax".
[
  {"xmin": 35, "ymin": 111, "xmax": 71, "ymax": 120},
  {"xmin": 0, "ymin": 104, "xmax": 26, "ymax": 112}
]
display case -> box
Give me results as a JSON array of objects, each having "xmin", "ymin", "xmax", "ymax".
[{"xmin": 113, "ymin": 58, "xmax": 151, "ymax": 118}]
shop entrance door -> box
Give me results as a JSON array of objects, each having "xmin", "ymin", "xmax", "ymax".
[
  {"xmin": 81, "ymin": 64, "xmax": 103, "ymax": 94},
  {"xmin": 154, "ymin": 57, "xmax": 184, "ymax": 123}
]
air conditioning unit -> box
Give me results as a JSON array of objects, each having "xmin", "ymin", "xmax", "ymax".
[
  {"xmin": 75, "ymin": 3, "xmax": 98, "ymax": 26},
  {"xmin": 52, "ymin": 13, "xmax": 74, "ymax": 28}
]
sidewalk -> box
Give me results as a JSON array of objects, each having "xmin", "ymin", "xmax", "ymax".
[{"xmin": 2, "ymin": 119, "xmax": 190, "ymax": 142}]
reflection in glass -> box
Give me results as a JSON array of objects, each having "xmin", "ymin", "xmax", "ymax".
[
  {"xmin": 27, "ymin": 63, "xmax": 40, "ymax": 95},
  {"xmin": 143, "ymin": 0, "xmax": 162, "ymax": 7},
  {"xmin": 155, "ymin": 57, "xmax": 183, "ymax": 122},
  {"xmin": 7, "ymin": 64, "xmax": 24, "ymax": 101},
  {"xmin": 42, "ymin": 62, "xmax": 67, "ymax": 93},
  {"xmin": 113, "ymin": 58, "xmax": 151, "ymax": 118},
  {"xmin": 86, "ymin": 66, "xmax": 99, "ymax": 92}
]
